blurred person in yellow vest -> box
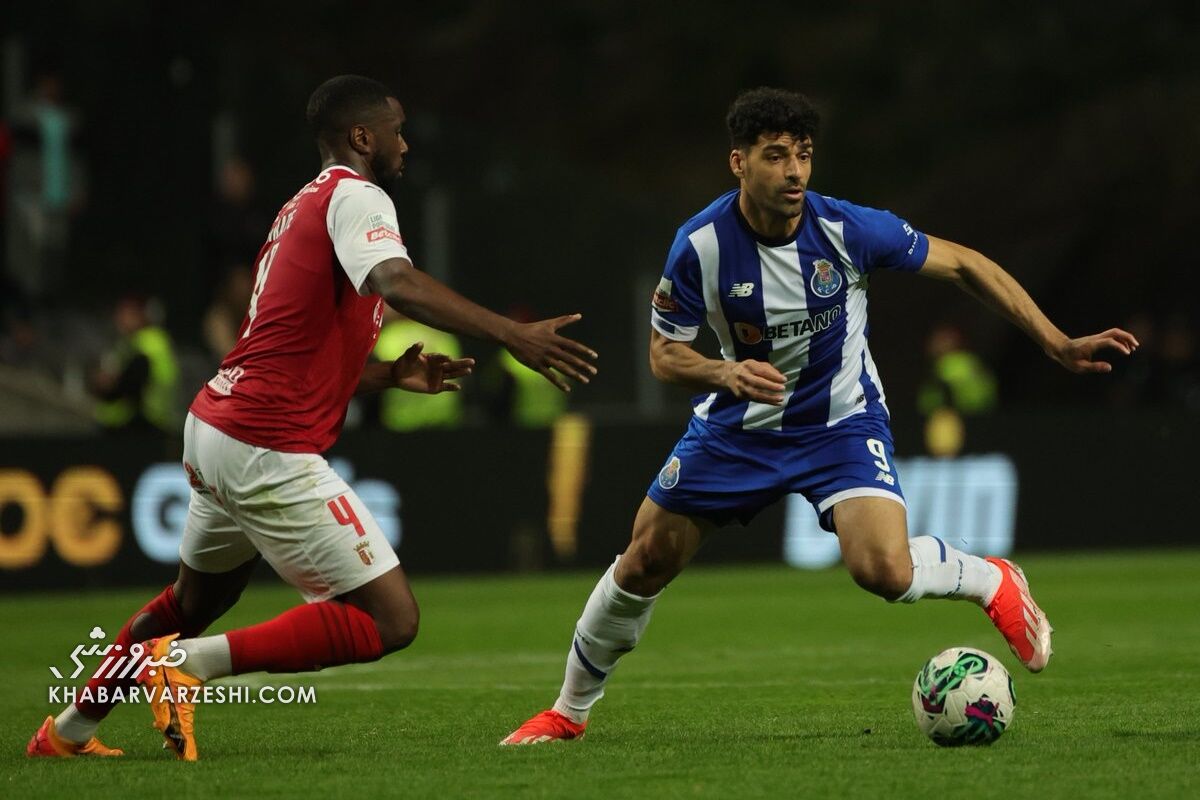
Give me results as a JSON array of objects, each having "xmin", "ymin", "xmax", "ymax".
[
  {"xmin": 91, "ymin": 294, "xmax": 179, "ymax": 433},
  {"xmin": 484, "ymin": 305, "xmax": 568, "ymax": 428},
  {"xmin": 917, "ymin": 322, "xmax": 997, "ymax": 456},
  {"xmin": 373, "ymin": 308, "xmax": 464, "ymax": 431}
]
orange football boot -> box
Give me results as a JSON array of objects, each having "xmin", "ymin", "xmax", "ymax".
[
  {"xmin": 26, "ymin": 716, "xmax": 124, "ymax": 757},
  {"xmin": 985, "ymin": 557, "xmax": 1053, "ymax": 672},
  {"xmin": 138, "ymin": 634, "xmax": 202, "ymax": 761},
  {"xmin": 500, "ymin": 709, "xmax": 588, "ymax": 745}
]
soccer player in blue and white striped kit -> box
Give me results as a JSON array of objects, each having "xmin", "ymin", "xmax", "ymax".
[{"xmin": 502, "ymin": 88, "xmax": 1138, "ymax": 744}]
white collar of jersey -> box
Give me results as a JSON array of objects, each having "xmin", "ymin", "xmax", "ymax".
[{"xmin": 321, "ymin": 164, "xmax": 361, "ymax": 177}]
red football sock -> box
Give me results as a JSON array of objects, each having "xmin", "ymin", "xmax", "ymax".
[
  {"xmin": 226, "ymin": 601, "xmax": 383, "ymax": 675},
  {"xmin": 75, "ymin": 584, "xmax": 202, "ymax": 719}
]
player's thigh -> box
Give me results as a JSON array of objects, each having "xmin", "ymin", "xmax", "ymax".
[
  {"xmin": 180, "ymin": 414, "xmax": 260, "ymax": 577},
  {"xmin": 179, "ymin": 487, "xmax": 260, "ymax": 584},
  {"xmin": 616, "ymin": 496, "xmax": 714, "ymax": 595},
  {"xmin": 832, "ymin": 495, "xmax": 911, "ymax": 594},
  {"xmin": 170, "ymin": 487, "xmax": 261, "ymax": 630},
  {"xmin": 229, "ymin": 453, "xmax": 399, "ymax": 604}
]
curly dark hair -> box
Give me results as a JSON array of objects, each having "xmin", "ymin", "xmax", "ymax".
[
  {"xmin": 305, "ymin": 75, "xmax": 394, "ymax": 140},
  {"xmin": 726, "ymin": 88, "xmax": 820, "ymax": 149}
]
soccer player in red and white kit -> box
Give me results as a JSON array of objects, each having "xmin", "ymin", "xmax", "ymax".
[{"xmin": 27, "ymin": 75, "xmax": 598, "ymax": 761}]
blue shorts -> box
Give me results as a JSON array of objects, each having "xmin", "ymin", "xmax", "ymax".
[{"xmin": 646, "ymin": 412, "xmax": 905, "ymax": 532}]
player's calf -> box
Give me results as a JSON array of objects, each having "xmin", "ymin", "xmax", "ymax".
[
  {"xmin": 895, "ymin": 536, "xmax": 1001, "ymax": 605},
  {"xmin": 171, "ymin": 557, "xmax": 260, "ymax": 633},
  {"xmin": 614, "ymin": 539, "xmax": 682, "ymax": 597}
]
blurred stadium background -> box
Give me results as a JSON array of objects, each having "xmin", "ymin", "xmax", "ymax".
[
  {"xmin": 1, "ymin": 3, "xmax": 1196, "ymax": 586},
  {"xmin": 3, "ymin": 4, "xmax": 1199, "ymax": 796}
]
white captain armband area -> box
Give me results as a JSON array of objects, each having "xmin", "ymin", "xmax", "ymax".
[
  {"xmin": 650, "ymin": 309, "xmax": 699, "ymax": 342},
  {"xmin": 326, "ymin": 178, "xmax": 411, "ymax": 296}
]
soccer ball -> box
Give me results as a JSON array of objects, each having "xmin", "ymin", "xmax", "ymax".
[{"xmin": 911, "ymin": 646, "xmax": 1015, "ymax": 746}]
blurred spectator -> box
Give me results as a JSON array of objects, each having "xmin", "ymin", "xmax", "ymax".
[
  {"xmin": 1107, "ymin": 311, "xmax": 1156, "ymax": 408},
  {"xmin": 209, "ymin": 158, "xmax": 269, "ymax": 276},
  {"xmin": 918, "ymin": 323, "xmax": 998, "ymax": 417},
  {"xmin": 6, "ymin": 72, "xmax": 86, "ymax": 302},
  {"xmin": 482, "ymin": 305, "xmax": 567, "ymax": 428},
  {"xmin": 0, "ymin": 119, "xmax": 10, "ymax": 282},
  {"xmin": 1108, "ymin": 310, "xmax": 1199, "ymax": 410},
  {"xmin": 0, "ymin": 274, "xmax": 41, "ymax": 369},
  {"xmin": 372, "ymin": 309, "xmax": 464, "ymax": 431},
  {"xmin": 917, "ymin": 322, "xmax": 997, "ymax": 456},
  {"xmin": 1157, "ymin": 311, "xmax": 1200, "ymax": 410},
  {"xmin": 202, "ymin": 264, "xmax": 253, "ymax": 364},
  {"xmin": 91, "ymin": 295, "xmax": 179, "ymax": 433}
]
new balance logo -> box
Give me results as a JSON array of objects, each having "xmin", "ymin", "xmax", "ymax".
[
  {"xmin": 728, "ymin": 282, "xmax": 755, "ymax": 298},
  {"xmin": 874, "ymin": 470, "xmax": 896, "ymax": 486}
]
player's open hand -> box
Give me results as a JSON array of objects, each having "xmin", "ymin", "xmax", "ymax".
[
  {"xmin": 725, "ymin": 359, "xmax": 787, "ymax": 405},
  {"xmin": 390, "ymin": 342, "xmax": 475, "ymax": 394},
  {"xmin": 1051, "ymin": 328, "xmax": 1140, "ymax": 373},
  {"xmin": 505, "ymin": 313, "xmax": 599, "ymax": 392}
]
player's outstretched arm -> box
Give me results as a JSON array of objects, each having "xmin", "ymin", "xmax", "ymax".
[
  {"xmin": 366, "ymin": 257, "xmax": 598, "ymax": 391},
  {"xmin": 917, "ymin": 236, "xmax": 1139, "ymax": 373},
  {"xmin": 355, "ymin": 342, "xmax": 475, "ymax": 395},
  {"xmin": 649, "ymin": 330, "xmax": 786, "ymax": 405}
]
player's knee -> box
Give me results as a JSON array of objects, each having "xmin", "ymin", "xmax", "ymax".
[
  {"xmin": 128, "ymin": 610, "xmax": 157, "ymax": 642},
  {"xmin": 618, "ymin": 541, "xmax": 682, "ymax": 596},
  {"xmin": 846, "ymin": 554, "xmax": 912, "ymax": 601},
  {"xmin": 374, "ymin": 603, "xmax": 420, "ymax": 654}
]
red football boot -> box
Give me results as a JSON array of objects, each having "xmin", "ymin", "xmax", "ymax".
[
  {"xmin": 500, "ymin": 709, "xmax": 588, "ymax": 745},
  {"xmin": 985, "ymin": 557, "xmax": 1053, "ymax": 672}
]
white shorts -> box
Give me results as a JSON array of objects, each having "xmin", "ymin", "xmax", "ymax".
[{"xmin": 180, "ymin": 413, "xmax": 400, "ymax": 602}]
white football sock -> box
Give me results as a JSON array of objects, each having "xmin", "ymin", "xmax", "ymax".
[
  {"xmin": 174, "ymin": 634, "xmax": 233, "ymax": 682},
  {"xmin": 552, "ymin": 557, "xmax": 659, "ymax": 723},
  {"xmin": 54, "ymin": 704, "xmax": 99, "ymax": 745},
  {"xmin": 896, "ymin": 535, "xmax": 1002, "ymax": 606}
]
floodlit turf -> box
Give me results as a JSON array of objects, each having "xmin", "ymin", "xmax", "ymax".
[{"xmin": 3, "ymin": 550, "xmax": 1198, "ymax": 799}]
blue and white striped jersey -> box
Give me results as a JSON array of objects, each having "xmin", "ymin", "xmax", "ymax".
[{"xmin": 650, "ymin": 189, "xmax": 928, "ymax": 431}]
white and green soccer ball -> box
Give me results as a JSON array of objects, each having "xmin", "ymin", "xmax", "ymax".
[{"xmin": 912, "ymin": 646, "xmax": 1015, "ymax": 746}]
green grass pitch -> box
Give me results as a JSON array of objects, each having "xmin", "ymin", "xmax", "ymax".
[{"xmin": 3, "ymin": 550, "xmax": 1198, "ymax": 799}]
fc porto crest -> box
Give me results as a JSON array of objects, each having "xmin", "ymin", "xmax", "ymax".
[
  {"xmin": 658, "ymin": 456, "xmax": 681, "ymax": 490},
  {"xmin": 810, "ymin": 258, "xmax": 843, "ymax": 298}
]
